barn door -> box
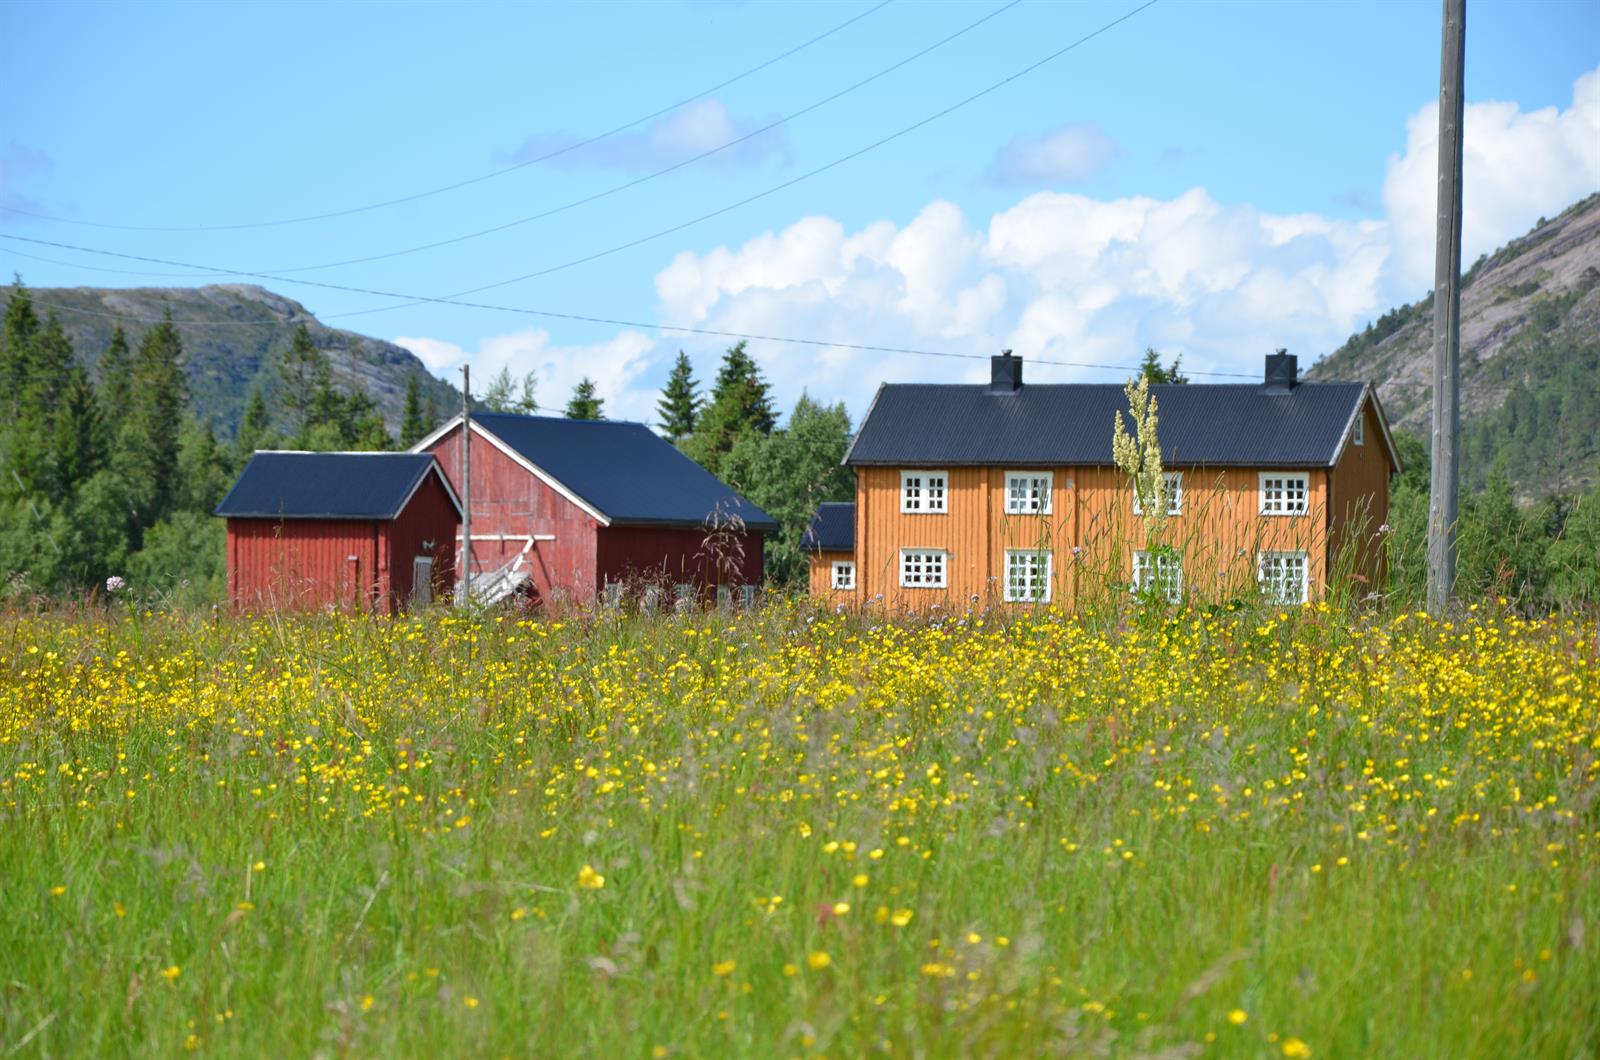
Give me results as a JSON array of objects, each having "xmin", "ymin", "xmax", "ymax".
[{"xmin": 412, "ymin": 556, "xmax": 434, "ymax": 606}]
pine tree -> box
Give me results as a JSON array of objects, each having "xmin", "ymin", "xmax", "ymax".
[
  {"xmin": 657, "ymin": 350, "xmax": 701, "ymax": 442},
  {"xmin": 400, "ymin": 373, "xmax": 429, "ymax": 446},
  {"xmin": 564, "ymin": 378, "xmax": 604, "ymax": 420}
]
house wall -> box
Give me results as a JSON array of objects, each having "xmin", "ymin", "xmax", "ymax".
[
  {"xmin": 808, "ymin": 550, "xmax": 856, "ymax": 599},
  {"xmin": 227, "ymin": 518, "xmax": 382, "ymax": 613},
  {"xmin": 597, "ymin": 525, "xmax": 765, "ymax": 600},
  {"xmin": 383, "ymin": 471, "xmax": 461, "ymax": 606},
  {"xmin": 851, "ymin": 464, "xmax": 1343, "ymax": 609},
  {"xmin": 424, "ymin": 423, "xmax": 601, "ymax": 605},
  {"xmin": 1326, "ymin": 397, "xmax": 1394, "ymax": 593}
]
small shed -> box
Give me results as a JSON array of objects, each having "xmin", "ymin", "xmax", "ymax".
[
  {"xmin": 803, "ymin": 501, "xmax": 856, "ymax": 598},
  {"xmin": 215, "ymin": 451, "xmax": 462, "ymax": 613},
  {"xmin": 413, "ymin": 413, "xmax": 777, "ymax": 606}
]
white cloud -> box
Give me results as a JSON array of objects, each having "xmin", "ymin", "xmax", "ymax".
[
  {"xmin": 1384, "ymin": 67, "xmax": 1600, "ymax": 292},
  {"xmin": 394, "ymin": 328, "xmax": 657, "ymax": 423},
  {"xmin": 987, "ymin": 122, "xmax": 1120, "ymax": 186},
  {"xmin": 508, "ymin": 98, "xmax": 790, "ymax": 171}
]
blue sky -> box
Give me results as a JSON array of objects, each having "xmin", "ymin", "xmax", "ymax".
[{"xmin": 2, "ymin": 0, "xmax": 1597, "ymax": 426}]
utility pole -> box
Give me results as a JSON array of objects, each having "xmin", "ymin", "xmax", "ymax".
[
  {"xmin": 461, "ymin": 365, "xmax": 472, "ymax": 605},
  {"xmin": 1427, "ymin": 0, "xmax": 1465, "ymax": 616}
]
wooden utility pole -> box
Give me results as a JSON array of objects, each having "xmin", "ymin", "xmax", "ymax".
[
  {"xmin": 461, "ymin": 365, "xmax": 472, "ymax": 604},
  {"xmin": 1427, "ymin": 0, "xmax": 1465, "ymax": 616}
]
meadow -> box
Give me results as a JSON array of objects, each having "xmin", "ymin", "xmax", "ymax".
[{"xmin": 1, "ymin": 600, "xmax": 1596, "ymax": 1057}]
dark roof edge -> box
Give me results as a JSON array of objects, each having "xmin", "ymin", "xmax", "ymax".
[
  {"xmin": 845, "ymin": 458, "xmax": 1344, "ymax": 469},
  {"xmin": 840, "ymin": 383, "xmax": 885, "ymax": 466},
  {"xmin": 607, "ymin": 514, "xmax": 778, "ymax": 531}
]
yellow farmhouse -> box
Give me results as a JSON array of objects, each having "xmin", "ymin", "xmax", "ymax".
[{"xmin": 808, "ymin": 351, "xmax": 1399, "ymax": 609}]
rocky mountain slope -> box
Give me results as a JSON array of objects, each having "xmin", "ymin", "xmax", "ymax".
[
  {"xmin": 1311, "ymin": 192, "xmax": 1600, "ymax": 497},
  {"xmin": 2, "ymin": 283, "xmax": 458, "ymax": 437}
]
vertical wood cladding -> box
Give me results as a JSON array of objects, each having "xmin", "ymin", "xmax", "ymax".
[
  {"xmin": 808, "ymin": 550, "xmax": 856, "ymax": 599},
  {"xmin": 850, "ymin": 463, "xmax": 1360, "ymax": 609},
  {"xmin": 225, "ymin": 471, "xmax": 460, "ymax": 614},
  {"xmin": 1327, "ymin": 397, "xmax": 1395, "ymax": 591}
]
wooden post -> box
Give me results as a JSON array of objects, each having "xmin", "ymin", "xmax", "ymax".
[
  {"xmin": 1427, "ymin": 0, "xmax": 1465, "ymax": 616},
  {"xmin": 461, "ymin": 365, "xmax": 472, "ymax": 604}
]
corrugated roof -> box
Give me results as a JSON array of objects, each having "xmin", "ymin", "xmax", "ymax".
[
  {"xmin": 844, "ymin": 382, "xmax": 1370, "ymax": 468},
  {"xmin": 470, "ymin": 413, "xmax": 779, "ymax": 531},
  {"xmin": 215, "ymin": 452, "xmax": 453, "ymax": 520},
  {"xmin": 802, "ymin": 502, "xmax": 855, "ymax": 552}
]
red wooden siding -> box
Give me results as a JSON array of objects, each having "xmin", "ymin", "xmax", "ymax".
[
  {"xmin": 225, "ymin": 471, "xmax": 459, "ymax": 615},
  {"xmin": 424, "ymin": 423, "xmax": 601, "ymax": 605},
  {"xmin": 597, "ymin": 525, "xmax": 765, "ymax": 597}
]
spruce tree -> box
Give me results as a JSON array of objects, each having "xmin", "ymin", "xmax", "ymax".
[
  {"xmin": 278, "ymin": 323, "xmax": 320, "ymax": 437},
  {"xmin": 564, "ymin": 378, "xmax": 604, "ymax": 420},
  {"xmin": 400, "ymin": 373, "xmax": 429, "ymax": 446},
  {"xmin": 51, "ymin": 364, "xmax": 104, "ymax": 495},
  {"xmin": 116, "ymin": 313, "xmax": 186, "ymax": 533},
  {"xmin": 683, "ymin": 341, "xmax": 775, "ymax": 476},
  {"xmin": 234, "ymin": 386, "xmax": 274, "ymax": 465},
  {"xmin": 97, "ymin": 325, "xmax": 133, "ymax": 439},
  {"xmin": 1, "ymin": 277, "xmax": 40, "ymax": 415},
  {"xmin": 657, "ymin": 350, "xmax": 701, "ymax": 442}
]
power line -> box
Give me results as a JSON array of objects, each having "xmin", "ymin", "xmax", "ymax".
[
  {"xmin": 252, "ymin": 0, "xmax": 1022, "ymax": 277},
  {"xmin": 0, "ymin": 1, "xmax": 895, "ymax": 233},
  {"xmin": 2, "ymin": 276, "xmax": 1258, "ymax": 379},
  {"xmin": 2, "ymin": 0, "xmax": 1160, "ymax": 331}
]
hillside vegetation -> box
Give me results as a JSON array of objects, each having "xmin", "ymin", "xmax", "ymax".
[
  {"xmin": 1313, "ymin": 193, "xmax": 1600, "ymax": 498},
  {"xmin": 0, "ymin": 284, "xmax": 456, "ymax": 437},
  {"xmin": 2, "ymin": 604, "xmax": 1594, "ymax": 1057}
]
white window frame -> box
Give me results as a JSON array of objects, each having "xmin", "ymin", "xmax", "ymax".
[
  {"xmin": 1258, "ymin": 550, "xmax": 1311, "ymax": 604},
  {"xmin": 830, "ymin": 560, "xmax": 855, "ymax": 591},
  {"xmin": 1259, "ymin": 472, "xmax": 1310, "ymax": 516},
  {"xmin": 1004, "ymin": 471, "xmax": 1053, "ymax": 515},
  {"xmin": 1131, "ymin": 549, "xmax": 1183, "ymax": 603},
  {"xmin": 1352, "ymin": 415, "xmax": 1365, "ymax": 446},
  {"xmin": 1003, "ymin": 549, "xmax": 1053, "ymax": 603},
  {"xmin": 899, "ymin": 549, "xmax": 948, "ymax": 589},
  {"xmin": 900, "ymin": 470, "xmax": 949, "ymax": 514},
  {"xmin": 1131, "ymin": 471, "xmax": 1184, "ymax": 516}
]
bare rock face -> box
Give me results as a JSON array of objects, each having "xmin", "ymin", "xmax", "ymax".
[
  {"xmin": 4, "ymin": 283, "xmax": 458, "ymax": 437},
  {"xmin": 1311, "ymin": 192, "xmax": 1600, "ymax": 495}
]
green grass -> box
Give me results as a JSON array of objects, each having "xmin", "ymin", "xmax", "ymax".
[{"xmin": 1, "ymin": 601, "xmax": 1596, "ymax": 1057}]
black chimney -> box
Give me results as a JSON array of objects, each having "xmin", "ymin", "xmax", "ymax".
[
  {"xmin": 989, "ymin": 349, "xmax": 1022, "ymax": 394},
  {"xmin": 1263, "ymin": 348, "xmax": 1297, "ymax": 392}
]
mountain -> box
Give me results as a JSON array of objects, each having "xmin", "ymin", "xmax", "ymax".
[
  {"xmin": 1311, "ymin": 193, "xmax": 1600, "ymax": 499},
  {"xmin": 0, "ymin": 283, "xmax": 458, "ymax": 437}
]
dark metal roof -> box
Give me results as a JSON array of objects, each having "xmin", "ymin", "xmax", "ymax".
[
  {"xmin": 844, "ymin": 382, "xmax": 1371, "ymax": 468},
  {"xmin": 471, "ymin": 413, "xmax": 779, "ymax": 531},
  {"xmin": 802, "ymin": 502, "xmax": 855, "ymax": 552},
  {"xmin": 215, "ymin": 452, "xmax": 455, "ymax": 520}
]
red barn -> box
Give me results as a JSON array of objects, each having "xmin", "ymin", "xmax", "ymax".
[
  {"xmin": 215, "ymin": 451, "xmax": 461, "ymax": 613},
  {"xmin": 413, "ymin": 413, "xmax": 777, "ymax": 606}
]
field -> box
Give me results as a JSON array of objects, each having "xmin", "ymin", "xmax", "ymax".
[{"xmin": 2, "ymin": 602, "xmax": 1597, "ymax": 1057}]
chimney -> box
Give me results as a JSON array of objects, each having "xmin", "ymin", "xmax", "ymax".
[
  {"xmin": 989, "ymin": 349, "xmax": 1023, "ymax": 394},
  {"xmin": 1263, "ymin": 347, "xmax": 1297, "ymax": 392}
]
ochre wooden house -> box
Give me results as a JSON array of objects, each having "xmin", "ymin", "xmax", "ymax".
[
  {"xmin": 216, "ymin": 451, "xmax": 461, "ymax": 613},
  {"xmin": 810, "ymin": 351, "xmax": 1398, "ymax": 609}
]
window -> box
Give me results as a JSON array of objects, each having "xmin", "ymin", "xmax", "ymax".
[
  {"xmin": 740, "ymin": 585, "xmax": 757, "ymax": 609},
  {"xmin": 1353, "ymin": 415, "xmax": 1365, "ymax": 446},
  {"xmin": 1132, "ymin": 550, "xmax": 1183, "ymax": 603},
  {"xmin": 411, "ymin": 556, "xmax": 434, "ymax": 606},
  {"xmin": 899, "ymin": 549, "xmax": 947, "ymax": 588},
  {"xmin": 901, "ymin": 471, "xmax": 949, "ymax": 514},
  {"xmin": 1005, "ymin": 472, "xmax": 1052, "ymax": 515},
  {"xmin": 831, "ymin": 560, "xmax": 856, "ymax": 591},
  {"xmin": 1132, "ymin": 472, "xmax": 1184, "ymax": 516},
  {"xmin": 1259, "ymin": 472, "xmax": 1310, "ymax": 516},
  {"xmin": 1258, "ymin": 551, "xmax": 1310, "ymax": 604},
  {"xmin": 1003, "ymin": 550, "xmax": 1052, "ymax": 602}
]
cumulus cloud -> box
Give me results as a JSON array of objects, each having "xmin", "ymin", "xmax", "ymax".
[
  {"xmin": 507, "ymin": 98, "xmax": 790, "ymax": 171},
  {"xmin": 987, "ymin": 122, "xmax": 1120, "ymax": 186},
  {"xmin": 1384, "ymin": 66, "xmax": 1600, "ymax": 292},
  {"xmin": 394, "ymin": 328, "xmax": 658, "ymax": 423}
]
